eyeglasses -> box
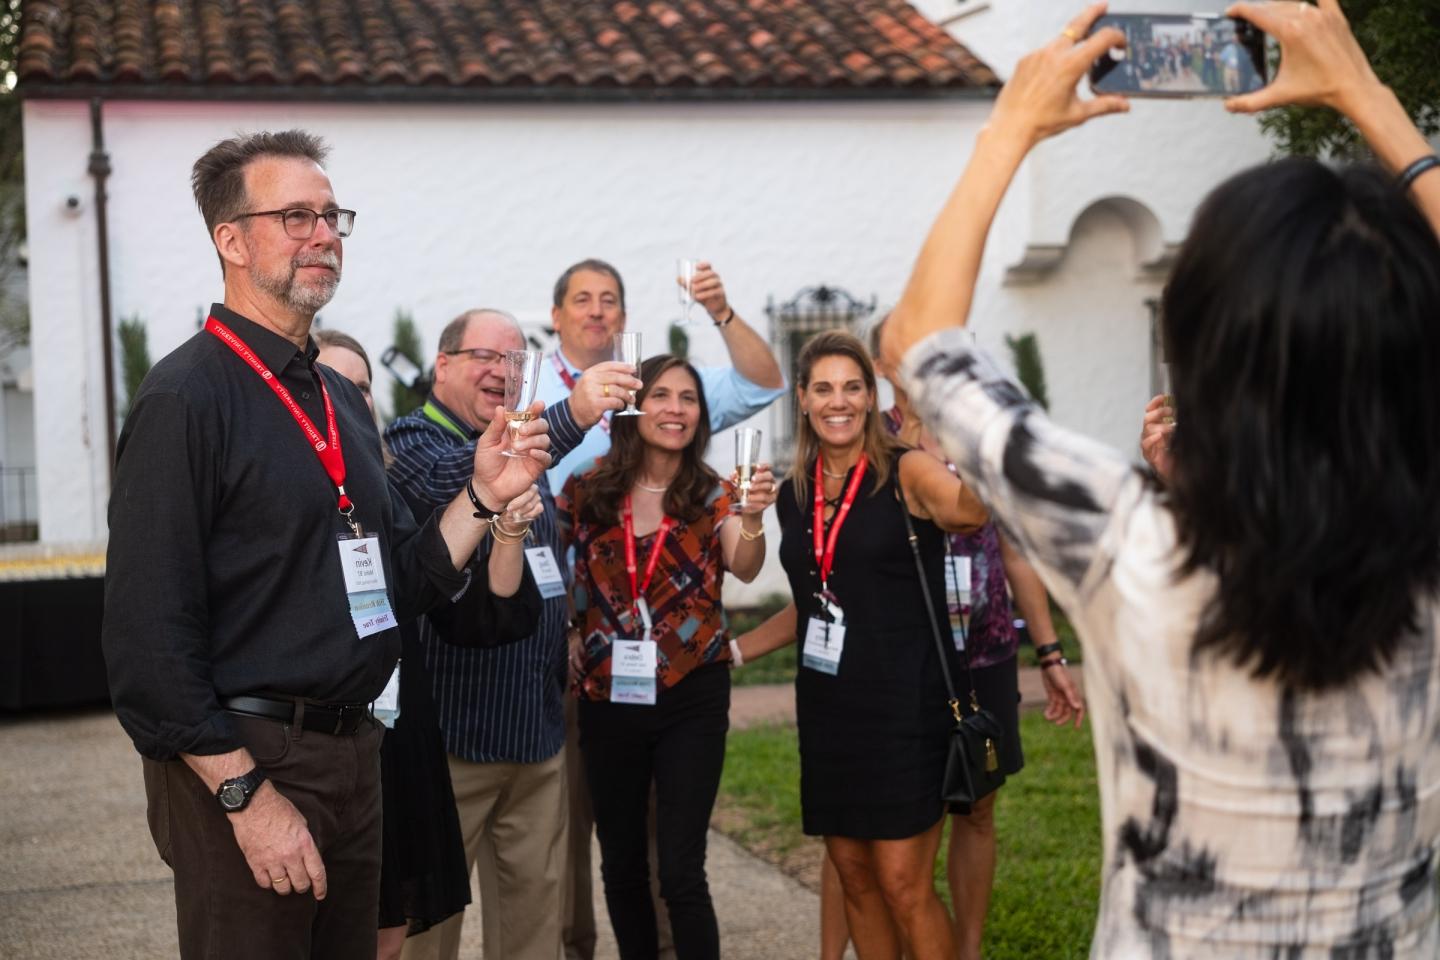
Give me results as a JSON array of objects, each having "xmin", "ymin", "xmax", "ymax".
[
  {"xmin": 445, "ymin": 348, "xmax": 506, "ymax": 364},
  {"xmin": 234, "ymin": 207, "xmax": 356, "ymax": 239}
]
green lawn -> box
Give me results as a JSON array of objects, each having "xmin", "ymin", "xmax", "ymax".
[{"xmin": 715, "ymin": 714, "xmax": 1101, "ymax": 959}]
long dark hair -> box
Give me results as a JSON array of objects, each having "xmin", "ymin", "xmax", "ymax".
[
  {"xmin": 1165, "ymin": 158, "xmax": 1440, "ymax": 690},
  {"xmin": 578, "ymin": 354, "xmax": 720, "ymax": 527}
]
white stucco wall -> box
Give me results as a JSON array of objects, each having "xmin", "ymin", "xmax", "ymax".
[
  {"xmin": 21, "ymin": 1, "xmax": 1276, "ymax": 602},
  {"xmin": 23, "ymin": 95, "xmax": 997, "ymax": 598}
]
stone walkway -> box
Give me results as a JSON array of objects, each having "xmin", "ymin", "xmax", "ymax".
[
  {"xmin": 0, "ymin": 669, "xmax": 1075, "ymax": 958},
  {"xmin": 0, "ymin": 702, "xmax": 823, "ymax": 960}
]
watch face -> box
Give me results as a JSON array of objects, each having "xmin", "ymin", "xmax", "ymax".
[{"xmin": 219, "ymin": 783, "xmax": 245, "ymax": 810}]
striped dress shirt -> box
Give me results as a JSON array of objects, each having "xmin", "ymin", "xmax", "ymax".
[{"xmin": 384, "ymin": 395, "xmax": 586, "ymax": 764}]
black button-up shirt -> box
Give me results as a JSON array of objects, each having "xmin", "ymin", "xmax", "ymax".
[{"xmin": 103, "ymin": 304, "xmax": 466, "ymax": 761}]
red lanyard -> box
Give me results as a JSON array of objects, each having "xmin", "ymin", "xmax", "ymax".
[
  {"xmin": 551, "ymin": 351, "xmax": 579, "ymax": 391},
  {"xmin": 621, "ymin": 494, "xmax": 674, "ymax": 617},
  {"xmin": 552, "ymin": 351, "xmax": 609, "ymax": 434},
  {"xmin": 813, "ymin": 454, "xmax": 868, "ymax": 591},
  {"xmin": 206, "ymin": 316, "xmax": 356, "ymax": 526}
]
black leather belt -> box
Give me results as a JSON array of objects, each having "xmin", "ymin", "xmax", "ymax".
[{"xmin": 222, "ymin": 695, "xmax": 373, "ymax": 735}]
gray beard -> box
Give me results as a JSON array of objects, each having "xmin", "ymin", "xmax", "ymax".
[{"xmin": 252, "ymin": 251, "xmax": 341, "ymax": 314}]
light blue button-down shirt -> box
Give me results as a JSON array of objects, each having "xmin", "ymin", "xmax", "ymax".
[{"xmin": 539, "ymin": 346, "xmax": 786, "ymax": 490}]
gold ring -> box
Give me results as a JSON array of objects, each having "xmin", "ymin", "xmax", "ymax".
[
  {"xmin": 1062, "ymin": 27, "xmax": 1081, "ymax": 41},
  {"xmin": 273, "ymin": 877, "xmax": 290, "ymax": 885},
  {"xmin": 603, "ymin": 384, "xmax": 611, "ymax": 398}
]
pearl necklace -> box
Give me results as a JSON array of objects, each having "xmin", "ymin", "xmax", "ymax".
[
  {"xmin": 634, "ymin": 481, "xmax": 670, "ymax": 494},
  {"xmin": 821, "ymin": 468, "xmax": 849, "ymax": 479}
]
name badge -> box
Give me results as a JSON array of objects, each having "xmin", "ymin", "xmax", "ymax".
[
  {"xmin": 610, "ymin": 638, "xmax": 658, "ymax": 705},
  {"xmin": 524, "ymin": 546, "xmax": 567, "ymax": 598},
  {"xmin": 373, "ymin": 662, "xmax": 401, "ymax": 728},
  {"xmin": 802, "ymin": 616, "xmax": 845, "ymax": 676},
  {"xmin": 338, "ymin": 535, "xmax": 396, "ymax": 640},
  {"xmin": 945, "ymin": 555, "xmax": 971, "ymax": 651}
]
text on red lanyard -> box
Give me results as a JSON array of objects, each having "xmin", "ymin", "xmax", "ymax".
[
  {"xmin": 813, "ymin": 454, "xmax": 869, "ymax": 591},
  {"xmin": 205, "ymin": 316, "xmax": 356, "ymax": 525},
  {"xmin": 621, "ymin": 494, "xmax": 674, "ymax": 618}
]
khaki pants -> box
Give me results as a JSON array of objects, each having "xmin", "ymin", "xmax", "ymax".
[{"xmin": 401, "ymin": 750, "xmax": 567, "ymax": 960}]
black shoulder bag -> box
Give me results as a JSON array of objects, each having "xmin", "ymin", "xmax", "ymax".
[{"xmin": 897, "ymin": 487, "xmax": 1007, "ymax": 808}]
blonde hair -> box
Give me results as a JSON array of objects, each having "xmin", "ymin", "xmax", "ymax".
[{"xmin": 789, "ymin": 329, "xmax": 899, "ymax": 506}]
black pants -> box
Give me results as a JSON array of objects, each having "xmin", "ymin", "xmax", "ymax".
[
  {"xmin": 578, "ymin": 662, "xmax": 730, "ymax": 960},
  {"xmin": 142, "ymin": 711, "xmax": 384, "ymax": 960}
]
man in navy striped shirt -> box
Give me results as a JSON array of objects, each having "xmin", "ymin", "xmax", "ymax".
[{"xmin": 385, "ymin": 308, "xmax": 640, "ymax": 960}]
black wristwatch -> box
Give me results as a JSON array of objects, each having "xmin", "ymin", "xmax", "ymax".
[{"xmin": 216, "ymin": 769, "xmax": 267, "ymax": 814}]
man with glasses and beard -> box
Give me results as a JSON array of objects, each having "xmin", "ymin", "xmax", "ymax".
[{"xmin": 102, "ymin": 130, "xmax": 552, "ymax": 960}]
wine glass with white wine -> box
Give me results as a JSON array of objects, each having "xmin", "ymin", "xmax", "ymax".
[
  {"xmin": 732, "ymin": 427, "xmax": 762, "ymax": 513},
  {"xmin": 676, "ymin": 258, "xmax": 698, "ymax": 327},
  {"xmin": 613, "ymin": 333, "xmax": 644, "ymax": 417},
  {"xmin": 501, "ymin": 349, "xmax": 543, "ymax": 457}
]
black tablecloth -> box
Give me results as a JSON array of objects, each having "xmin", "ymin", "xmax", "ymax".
[{"xmin": 0, "ymin": 578, "xmax": 110, "ymax": 710}]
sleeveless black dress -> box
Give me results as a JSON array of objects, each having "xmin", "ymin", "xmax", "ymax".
[{"xmin": 777, "ymin": 454, "xmax": 958, "ymax": 840}]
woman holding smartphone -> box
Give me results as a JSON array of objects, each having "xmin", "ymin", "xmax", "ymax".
[
  {"xmin": 560, "ymin": 353, "xmax": 775, "ymax": 960},
  {"xmin": 884, "ymin": 1, "xmax": 1440, "ymax": 954}
]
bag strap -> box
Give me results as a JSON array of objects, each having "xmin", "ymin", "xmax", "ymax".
[{"xmin": 896, "ymin": 483, "xmax": 978, "ymax": 723}]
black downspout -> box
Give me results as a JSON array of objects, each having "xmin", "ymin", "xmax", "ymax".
[{"xmin": 88, "ymin": 98, "xmax": 116, "ymax": 482}]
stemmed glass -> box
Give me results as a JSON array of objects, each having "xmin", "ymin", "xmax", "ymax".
[
  {"xmin": 731, "ymin": 428, "xmax": 762, "ymax": 513},
  {"xmin": 613, "ymin": 333, "xmax": 644, "ymax": 417},
  {"xmin": 676, "ymin": 258, "xmax": 698, "ymax": 327},
  {"xmin": 501, "ymin": 349, "xmax": 543, "ymax": 457}
]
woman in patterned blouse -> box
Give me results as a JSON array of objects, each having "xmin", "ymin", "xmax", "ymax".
[
  {"xmin": 884, "ymin": 2, "xmax": 1440, "ymax": 956},
  {"xmin": 560, "ymin": 353, "xmax": 776, "ymax": 960}
]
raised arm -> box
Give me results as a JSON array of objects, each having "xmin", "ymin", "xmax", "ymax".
[
  {"xmin": 719, "ymin": 464, "xmax": 777, "ymax": 582},
  {"xmin": 1226, "ymin": 0, "xmax": 1440, "ymax": 238},
  {"xmin": 691, "ymin": 262, "xmax": 784, "ymax": 390},
  {"xmin": 882, "ymin": 4, "xmax": 1128, "ymax": 366}
]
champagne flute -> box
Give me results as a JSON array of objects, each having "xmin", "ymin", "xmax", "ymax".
[
  {"xmin": 732, "ymin": 428, "xmax": 762, "ymax": 514},
  {"xmin": 501, "ymin": 349, "xmax": 543, "ymax": 457},
  {"xmin": 676, "ymin": 258, "xmax": 698, "ymax": 327},
  {"xmin": 613, "ymin": 333, "xmax": 644, "ymax": 417}
]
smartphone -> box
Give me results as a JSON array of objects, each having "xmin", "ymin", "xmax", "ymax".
[{"xmin": 1089, "ymin": 14, "xmax": 1268, "ymax": 98}]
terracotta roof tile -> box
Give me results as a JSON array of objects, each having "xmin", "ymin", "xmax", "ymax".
[{"xmin": 17, "ymin": 0, "xmax": 999, "ymax": 96}]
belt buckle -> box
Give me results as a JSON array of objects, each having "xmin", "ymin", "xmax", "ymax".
[{"xmin": 332, "ymin": 704, "xmax": 352, "ymax": 735}]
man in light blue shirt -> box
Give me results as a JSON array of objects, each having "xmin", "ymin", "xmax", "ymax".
[{"xmin": 539, "ymin": 257, "xmax": 785, "ymax": 490}]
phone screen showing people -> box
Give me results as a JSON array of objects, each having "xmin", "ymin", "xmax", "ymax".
[{"xmin": 1089, "ymin": 15, "xmax": 1268, "ymax": 98}]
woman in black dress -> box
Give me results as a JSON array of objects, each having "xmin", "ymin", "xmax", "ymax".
[{"xmin": 736, "ymin": 330, "xmax": 986, "ymax": 960}]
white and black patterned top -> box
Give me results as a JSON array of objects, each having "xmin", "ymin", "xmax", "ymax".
[{"xmin": 903, "ymin": 329, "xmax": 1440, "ymax": 958}]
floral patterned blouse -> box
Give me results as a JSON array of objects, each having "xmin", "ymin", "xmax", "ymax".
[
  {"xmin": 883, "ymin": 407, "xmax": 1020, "ymax": 667},
  {"xmin": 561, "ymin": 464, "xmax": 736, "ymax": 702}
]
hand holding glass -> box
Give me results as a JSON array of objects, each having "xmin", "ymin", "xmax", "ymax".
[
  {"xmin": 502, "ymin": 350, "xmax": 544, "ymax": 457},
  {"xmin": 732, "ymin": 428, "xmax": 762, "ymax": 513},
  {"xmin": 613, "ymin": 333, "xmax": 644, "ymax": 417}
]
